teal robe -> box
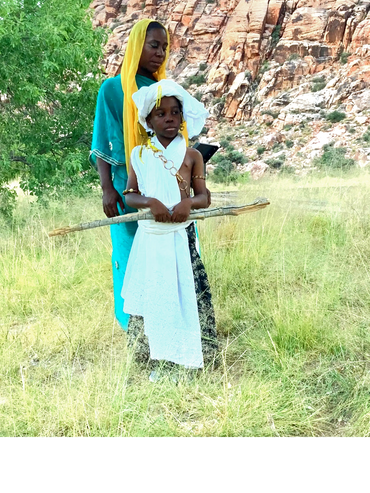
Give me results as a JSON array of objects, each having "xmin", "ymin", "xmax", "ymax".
[{"xmin": 90, "ymin": 74, "xmax": 155, "ymax": 330}]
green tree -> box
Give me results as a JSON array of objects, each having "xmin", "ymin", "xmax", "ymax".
[{"xmin": 0, "ymin": 0, "xmax": 106, "ymax": 204}]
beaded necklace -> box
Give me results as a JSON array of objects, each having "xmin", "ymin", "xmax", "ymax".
[{"xmin": 144, "ymin": 138, "xmax": 190, "ymax": 197}]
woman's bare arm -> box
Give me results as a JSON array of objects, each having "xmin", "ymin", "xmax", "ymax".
[{"xmin": 97, "ymin": 157, "xmax": 125, "ymax": 218}]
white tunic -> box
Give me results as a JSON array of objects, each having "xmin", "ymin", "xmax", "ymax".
[{"xmin": 121, "ymin": 135, "xmax": 203, "ymax": 369}]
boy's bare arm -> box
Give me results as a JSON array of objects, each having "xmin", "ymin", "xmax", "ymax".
[
  {"xmin": 125, "ymin": 162, "xmax": 172, "ymax": 222},
  {"xmin": 171, "ymin": 149, "xmax": 208, "ymax": 223}
]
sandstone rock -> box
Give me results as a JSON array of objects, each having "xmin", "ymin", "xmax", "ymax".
[
  {"xmin": 262, "ymin": 131, "xmax": 283, "ymax": 147},
  {"xmin": 351, "ymin": 19, "xmax": 370, "ymax": 51},
  {"xmin": 355, "ymin": 114, "xmax": 369, "ymax": 124},
  {"xmin": 282, "ymin": 91, "xmax": 327, "ymax": 114},
  {"xmin": 283, "ymin": 8, "xmax": 329, "ymax": 42},
  {"xmin": 307, "ymin": 131, "xmax": 332, "ymax": 149},
  {"xmin": 90, "ymin": 0, "xmax": 370, "ymax": 135},
  {"xmin": 347, "ymin": 88, "xmax": 370, "ymax": 112},
  {"xmin": 246, "ymin": 161, "xmax": 270, "ymax": 179}
]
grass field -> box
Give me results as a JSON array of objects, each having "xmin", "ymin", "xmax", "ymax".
[{"xmin": 1, "ymin": 169, "xmax": 370, "ymax": 436}]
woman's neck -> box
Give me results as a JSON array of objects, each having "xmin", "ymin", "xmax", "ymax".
[{"xmin": 136, "ymin": 67, "xmax": 157, "ymax": 81}]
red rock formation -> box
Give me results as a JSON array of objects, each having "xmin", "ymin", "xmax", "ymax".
[{"xmin": 89, "ymin": 0, "xmax": 370, "ymax": 122}]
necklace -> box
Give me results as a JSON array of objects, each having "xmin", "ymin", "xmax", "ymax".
[{"xmin": 145, "ymin": 139, "xmax": 189, "ymax": 198}]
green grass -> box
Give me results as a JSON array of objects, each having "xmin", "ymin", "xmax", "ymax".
[{"xmin": 1, "ymin": 170, "xmax": 370, "ymax": 436}]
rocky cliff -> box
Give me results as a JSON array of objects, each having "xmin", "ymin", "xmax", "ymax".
[{"xmin": 90, "ymin": 0, "xmax": 370, "ymax": 176}]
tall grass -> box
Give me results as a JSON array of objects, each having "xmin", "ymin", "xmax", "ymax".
[{"xmin": 0, "ymin": 170, "xmax": 370, "ymax": 436}]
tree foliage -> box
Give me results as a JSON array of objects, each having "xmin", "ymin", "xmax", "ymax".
[{"xmin": 0, "ymin": 0, "xmax": 107, "ymax": 203}]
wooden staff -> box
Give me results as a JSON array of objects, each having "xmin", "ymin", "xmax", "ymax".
[{"xmin": 48, "ymin": 197, "xmax": 270, "ymax": 237}]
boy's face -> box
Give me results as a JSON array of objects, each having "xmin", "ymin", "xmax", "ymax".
[{"xmin": 146, "ymin": 96, "xmax": 182, "ymax": 144}]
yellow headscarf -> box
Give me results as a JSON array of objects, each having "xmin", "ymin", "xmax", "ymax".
[
  {"xmin": 120, "ymin": 19, "xmax": 169, "ymax": 171},
  {"xmin": 121, "ymin": 19, "xmax": 188, "ymax": 171}
]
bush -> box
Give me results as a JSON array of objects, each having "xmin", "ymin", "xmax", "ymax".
[
  {"xmin": 326, "ymin": 111, "xmax": 346, "ymax": 123},
  {"xmin": 259, "ymin": 61, "xmax": 270, "ymax": 75},
  {"xmin": 0, "ymin": 186, "xmax": 17, "ymax": 219},
  {"xmin": 311, "ymin": 81, "xmax": 326, "ymax": 92},
  {"xmin": 187, "ymin": 74, "xmax": 206, "ymax": 86},
  {"xmin": 285, "ymin": 139, "xmax": 294, "ymax": 148},
  {"xmin": 199, "ymin": 62, "xmax": 208, "ymax": 71},
  {"xmin": 257, "ymin": 146, "xmax": 266, "ymax": 155},
  {"xmin": 219, "ymin": 139, "xmax": 233, "ymax": 150},
  {"xmin": 261, "ymin": 109, "xmax": 280, "ymax": 119},
  {"xmin": 210, "ymin": 156, "xmax": 237, "ymax": 183},
  {"xmin": 271, "ymin": 25, "xmax": 281, "ymax": 46},
  {"xmin": 288, "ymin": 53, "xmax": 300, "ymax": 61},
  {"xmin": 226, "ymin": 149, "xmax": 247, "ymax": 165},
  {"xmin": 266, "ymin": 155, "xmax": 286, "ymax": 169},
  {"xmin": 283, "ymin": 124, "xmax": 293, "ymax": 131},
  {"xmin": 340, "ymin": 52, "xmax": 351, "ymax": 65},
  {"xmin": 194, "ymin": 91, "xmax": 203, "ymax": 101},
  {"xmin": 314, "ymin": 144, "xmax": 355, "ymax": 169},
  {"xmin": 272, "ymin": 142, "xmax": 283, "ymax": 152},
  {"xmin": 363, "ymin": 131, "xmax": 370, "ymax": 143}
]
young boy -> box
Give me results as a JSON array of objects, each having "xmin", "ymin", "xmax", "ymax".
[{"xmin": 121, "ymin": 80, "xmax": 218, "ymax": 375}]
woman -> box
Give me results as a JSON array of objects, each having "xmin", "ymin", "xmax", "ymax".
[
  {"xmin": 90, "ymin": 19, "xmax": 218, "ymax": 368},
  {"xmin": 90, "ymin": 19, "xmax": 170, "ymax": 330}
]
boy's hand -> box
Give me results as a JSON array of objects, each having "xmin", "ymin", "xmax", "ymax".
[
  {"xmin": 171, "ymin": 199, "xmax": 192, "ymax": 223},
  {"xmin": 206, "ymin": 188, "xmax": 211, "ymax": 207},
  {"xmin": 149, "ymin": 198, "xmax": 172, "ymax": 222}
]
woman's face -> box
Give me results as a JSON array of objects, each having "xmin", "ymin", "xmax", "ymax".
[{"xmin": 137, "ymin": 28, "xmax": 168, "ymax": 78}]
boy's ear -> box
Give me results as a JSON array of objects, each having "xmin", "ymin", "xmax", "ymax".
[{"xmin": 146, "ymin": 116, "xmax": 154, "ymax": 130}]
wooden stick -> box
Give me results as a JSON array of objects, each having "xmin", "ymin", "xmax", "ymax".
[{"xmin": 48, "ymin": 197, "xmax": 270, "ymax": 237}]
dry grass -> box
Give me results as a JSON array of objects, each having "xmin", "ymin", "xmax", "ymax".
[{"xmin": 1, "ymin": 169, "xmax": 370, "ymax": 436}]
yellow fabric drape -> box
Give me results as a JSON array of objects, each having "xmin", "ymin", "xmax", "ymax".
[{"xmin": 121, "ymin": 19, "xmax": 188, "ymax": 172}]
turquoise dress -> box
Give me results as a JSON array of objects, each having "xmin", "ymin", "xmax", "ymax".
[{"xmin": 90, "ymin": 74, "xmax": 156, "ymax": 330}]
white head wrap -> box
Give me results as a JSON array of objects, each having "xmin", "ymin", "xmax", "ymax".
[{"xmin": 132, "ymin": 79, "xmax": 209, "ymax": 138}]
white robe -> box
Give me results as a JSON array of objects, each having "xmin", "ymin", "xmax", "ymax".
[{"xmin": 121, "ymin": 135, "xmax": 203, "ymax": 369}]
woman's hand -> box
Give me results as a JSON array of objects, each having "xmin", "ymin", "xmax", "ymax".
[
  {"xmin": 102, "ymin": 186, "xmax": 125, "ymax": 218},
  {"xmin": 171, "ymin": 198, "xmax": 192, "ymax": 223},
  {"xmin": 149, "ymin": 198, "xmax": 172, "ymax": 222}
]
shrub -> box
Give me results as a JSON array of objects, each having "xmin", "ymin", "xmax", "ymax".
[
  {"xmin": 261, "ymin": 109, "xmax": 280, "ymax": 119},
  {"xmin": 314, "ymin": 144, "xmax": 355, "ymax": 169},
  {"xmin": 283, "ymin": 124, "xmax": 293, "ymax": 131},
  {"xmin": 326, "ymin": 110, "xmax": 346, "ymax": 123},
  {"xmin": 210, "ymin": 156, "xmax": 237, "ymax": 183},
  {"xmin": 285, "ymin": 139, "xmax": 294, "ymax": 148},
  {"xmin": 266, "ymin": 154, "xmax": 286, "ymax": 168},
  {"xmin": 257, "ymin": 146, "xmax": 266, "ymax": 155},
  {"xmin": 362, "ymin": 129, "xmax": 370, "ymax": 142},
  {"xmin": 311, "ymin": 81, "xmax": 326, "ymax": 92},
  {"xmin": 226, "ymin": 149, "xmax": 247, "ymax": 165},
  {"xmin": 271, "ymin": 25, "xmax": 281, "ymax": 46},
  {"xmin": 272, "ymin": 142, "xmax": 283, "ymax": 152},
  {"xmin": 259, "ymin": 61, "xmax": 270, "ymax": 75},
  {"xmin": 187, "ymin": 74, "xmax": 206, "ymax": 86},
  {"xmin": 199, "ymin": 62, "xmax": 208, "ymax": 71},
  {"xmin": 219, "ymin": 139, "xmax": 233, "ymax": 150},
  {"xmin": 340, "ymin": 52, "xmax": 351, "ymax": 65},
  {"xmin": 288, "ymin": 53, "xmax": 300, "ymax": 61},
  {"xmin": 194, "ymin": 91, "xmax": 203, "ymax": 101}
]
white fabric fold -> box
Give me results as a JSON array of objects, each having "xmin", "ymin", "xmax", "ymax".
[{"xmin": 121, "ymin": 135, "xmax": 203, "ymax": 368}]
